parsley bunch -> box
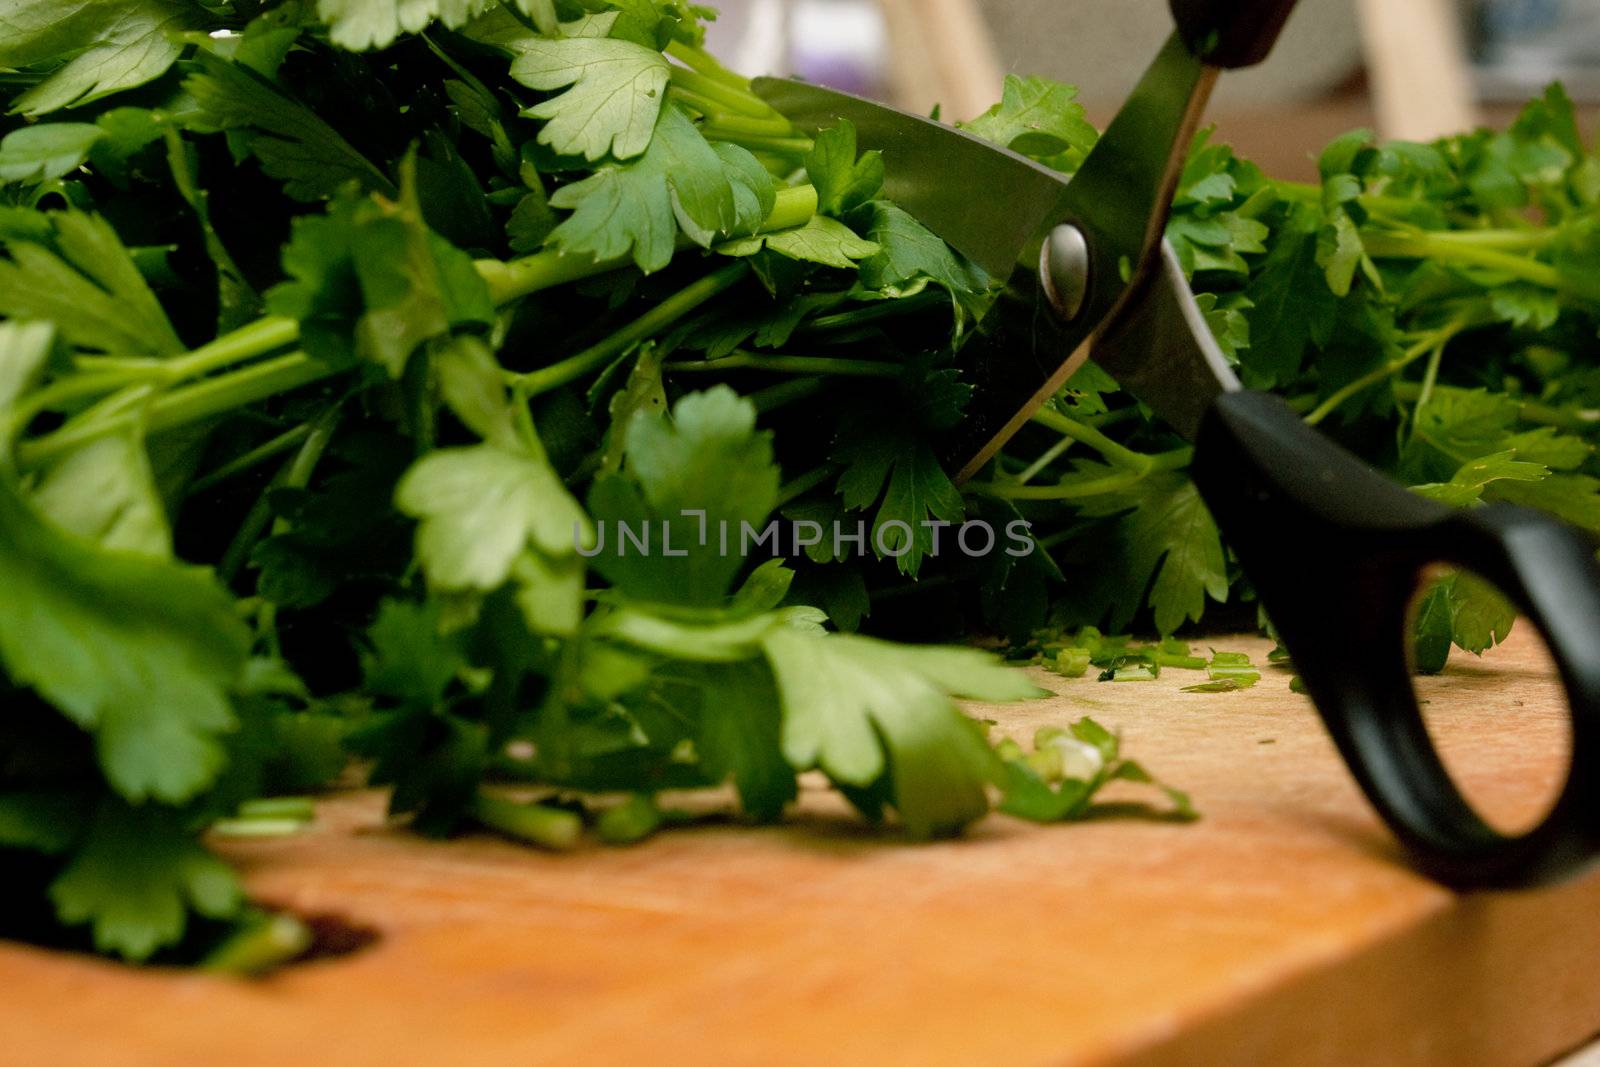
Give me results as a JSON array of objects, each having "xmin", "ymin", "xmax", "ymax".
[
  {"xmin": 0, "ymin": 0, "xmax": 1176, "ymax": 968},
  {"xmin": 0, "ymin": 0, "xmax": 1589, "ymax": 969}
]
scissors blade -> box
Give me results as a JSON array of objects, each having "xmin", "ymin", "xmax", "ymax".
[
  {"xmin": 751, "ymin": 77, "xmax": 1071, "ymax": 280},
  {"xmin": 753, "ymin": 36, "xmax": 1236, "ymax": 476}
]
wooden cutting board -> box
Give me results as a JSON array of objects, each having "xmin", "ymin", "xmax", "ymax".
[{"xmin": 5, "ymin": 630, "xmax": 1599, "ymax": 1067}]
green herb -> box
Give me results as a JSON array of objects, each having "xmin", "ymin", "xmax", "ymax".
[
  {"xmin": 2, "ymin": 0, "xmax": 1586, "ymax": 968},
  {"xmin": 999, "ymin": 720, "xmax": 1196, "ymax": 823}
]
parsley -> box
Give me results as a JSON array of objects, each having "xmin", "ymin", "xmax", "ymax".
[
  {"xmin": 0, "ymin": 123, "xmax": 106, "ymax": 183},
  {"xmin": 508, "ymin": 18, "xmax": 672, "ymax": 161},
  {"xmin": 398, "ymin": 440, "xmax": 591, "ymax": 634},
  {"xmin": 0, "ymin": 0, "xmax": 198, "ymax": 117},
  {"xmin": 958, "ymin": 74, "xmax": 1096, "ymax": 164},
  {"xmin": 8, "ymin": 0, "xmax": 1593, "ymax": 970},
  {"xmin": 183, "ymin": 52, "xmax": 396, "ymax": 202},
  {"xmin": 317, "ymin": 0, "xmax": 498, "ymax": 52},
  {"xmin": 997, "ymin": 720, "xmax": 1195, "ymax": 823},
  {"xmin": 546, "ymin": 104, "xmax": 772, "ymax": 271}
]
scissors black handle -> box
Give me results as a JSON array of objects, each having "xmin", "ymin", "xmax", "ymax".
[
  {"xmin": 1169, "ymin": 0, "xmax": 1300, "ymax": 68},
  {"xmin": 1193, "ymin": 391, "xmax": 1600, "ymax": 887}
]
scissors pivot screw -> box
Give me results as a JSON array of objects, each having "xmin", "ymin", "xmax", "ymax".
[{"xmin": 1040, "ymin": 224, "xmax": 1091, "ymax": 323}]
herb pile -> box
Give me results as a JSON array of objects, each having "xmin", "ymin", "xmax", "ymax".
[{"xmin": 0, "ymin": 0, "xmax": 1595, "ymax": 968}]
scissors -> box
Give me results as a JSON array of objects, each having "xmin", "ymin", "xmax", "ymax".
[{"xmin": 757, "ymin": 0, "xmax": 1600, "ymax": 888}]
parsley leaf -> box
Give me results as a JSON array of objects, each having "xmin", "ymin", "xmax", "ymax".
[
  {"xmin": 1000, "ymin": 719, "xmax": 1196, "ymax": 823},
  {"xmin": 397, "ymin": 440, "xmax": 592, "ymax": 635},
  {"xmin": 0, "ymin": 789, "xmax": 86, "ymax": 855},
  {"xmin": 29, "ymin": 429, "xmax": 172, "ymax": 557},
  {"xmin": 49, "ymin": 799, "xmax": 241, "ymax": 960},
  {"xmin": 761, "ymin": 620, "xmax": 1040, "ymax": 838},
  {"xmin": 510, "ymin": 24, "xmax": 672, "ymax": 161},
  {"xmin": 681, "ymin": 662, "xmax": 796, "ymax": 821},
  {"xmin": 804, "ymin": 120, "xmax": 885, "ymax": 215},
  {"xmin": 548, "ymin": 105, "xmax": 770, "ymax": 272},
  {"xmin": 588, "ymin": 385, "xmax": 780, "ymax": 605},
  {"xmin": 183, "ymin": 53, "xmax": 395, "ymax": 201},
  {"xmin": 361, "ymin": 598, "xmax": 467, "ymax": 710},
  {"xmin": 0, "ymin": 0, "xmax": 200, "ymax": 117},
  {"xmin": 854, "ymin": 201, "xmax": 992, "ymax": 328},
  {"xmin": 833, "ymin": 413, "xmax": 965, "ymax": 576},
  {"xmin": 266, "ymin": 161, "xmax": 494, "ymax": 374},
  {"xmin": 0, "ymin": 473, "xmax": 251, "ymax": 803},
  {"xmin": 0, "ymin": 210, "xmax": 183, "ymax": 357},
  {"xmin": 0, "ymin": 123, "xmax": 106, "ymax": 184},
  {"xmin": 959, "ymin": 75, "xmax": 1097, "ymax": 162},
  {"xmin": 1412, "ymin": 451, "xmax": 1550, "ymax": 507},
  {"xmin": 1242, "ymin": 203, "xmax": 1336, "ymax": 387},
  {"xmin": 0, "ymin": 321, "xmax": 250, "ymax": 805},
  {"xmin": 251, "ymin": 434, "xmax": 413, "ymax": 609},
  {"xmin": 316, "ymin": 0, "xmax": 498, "ymax": 52},
  {"xmin": 721, "ymin": 214, "xmax": 879, "ymax": 270},
  {"xmin": 348, "ymin": 599, "xmax": 490, "ymax": 833},
  {"xmin": 1075, "ymin": 471, "xmax": 1229, "ymax": 635}
]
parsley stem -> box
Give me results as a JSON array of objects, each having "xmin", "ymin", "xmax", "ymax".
[
  {"xmin": 474, "ymin": 249, "xmax": 633, "ymax": 305},
  {"xmin": 967, "ymin": 468, "xmax": 1148, "ymax": 500},
  {"xmin": 16, "ymin": 316, "xmax": 306, "ymax": 456},
  {"xmin": 667, "ymin": 85, "xmax": 726, "ymax": 119},
  {"xmin": 254, "ymin": 404, "xmax": 343, "ymax": 643},
  {"xmin": 4, "ymin": 370, "xmax": 152, "ymax": 444},
  {"xmin": 201, "ymin": 912, "xmax": 312, "ymax": 975},
  {"xmin": 186, "ymin": 421, "xmax": 314, "ymax": 495},
  {"xmin": 695, "ymin": 110, "xmax": 796, "ymax": 138},
  {"xmin": 210, "ymin": 818, "xmax": 307, "ymax": 837},
  {"xmin": 763, "ymin": 183, "xmax": 819, "ymax": 230},
  {"xmin": 237, "ymin": 796, "xmax": 316, "ymax": 820},
  {"xmin": 145, "ymin": 353, "xmax": 336, "ymax": 437},
  {"xmin": 699, "ymin": 127, "xmax": 814, "ymax": 156},
  {"xmin": 666, "ymin": 40, "xmax": 756, "ymax": 92},
  {"xmin": 1406, "ymin": 229, "xmax": 1555, "ymax": 251},
  {"xmin": 596, "ymin": 794, "xmax": 665, "ymax": 845},
  {"xmin": 66, "ymin": 382, "xmax": 160, "ymax": 430},
  {"xmin": 1362, "ymin": 232, "xmax": 1582, "ymax": 294},
  {"xmin": 165, "ymin": 315, "xmax": 302, "ymax": 379},
  {"xmin": 219, "ymin": 399, "xmax": 341, "ymax": 584},
  {"xmin": 27, "ymin": 316, "xmax": 307, "ymax": 448},
  {"xmin": 471, "ymin": 790, "xmax": 582, "ymax": 850},
  {"xmin": 1412, "ymin": 337, "xmax": 1448, "ymax": 427},
  {"xmin": 1516, "ymin": 399, "xmax": 1600, "ymax": 431},
  {"xmin": 1270, "ymin": 180, "xmax": 1445, "ymax": 219},
  {"xmin": 967, "ymin": 447, "xmax": 1191, "ymax": 500},
  {"xmin": 747, "ymin": 376, "xmax": 826, "ymax": 413},
  {"xmin": 1012, "ymin": 434, "xmax": 1076, "ymax": 486},
  {"xmin": 17, "ymin": 353, "xmax": 337, "ymax": 468},
  {"xmin": 799, "ymin": 290, "xmax": 946, "ymax": 333},
  {"xmin": 668, "ymin": 66, "xmax": 778, "ymax": 121},
  {"xmin": 71, "ymin": 355, "xmax": 164, "ymax": 373},
  {"xmin": 1028, "ymin": 407, "xmax": 1154, "ymax": 470},
  {"xmin": 776, "ymin": 463, "xmax": 840, "ymax": 506},
  {"xmin": 666, "ymin": 351, "xmax": 901, "ymax": 377},
  {"xmin": 509, "ymin": 261, "xmax": 751, "ymax": 397},
  {"xmin": 1304, "ymin": 322, "xmax": 1465, "ymax": 426}
]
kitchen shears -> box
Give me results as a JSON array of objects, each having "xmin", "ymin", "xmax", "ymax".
[{"xmin": 756, "ymin": 0, "xmax": 1600, "ymax": 888}]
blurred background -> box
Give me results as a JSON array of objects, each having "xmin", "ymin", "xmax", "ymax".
[{"xmin": 704, "ymin": 0, "xmax": 1600, "ymax": 179}]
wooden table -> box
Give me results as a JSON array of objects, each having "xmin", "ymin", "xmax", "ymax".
[{"xmin": 4, "ymin": 630, "xmax": 1598, "ymax": 1067}]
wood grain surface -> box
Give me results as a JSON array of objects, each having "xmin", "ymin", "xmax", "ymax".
[{"xmin": 3, "ymin": 629, "xmax": 1598, "ymax": 1067}]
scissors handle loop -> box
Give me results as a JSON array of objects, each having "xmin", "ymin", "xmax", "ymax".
[{"xmin": 1194, "ymin": 391, "xmax": 1600, "ymax": 887}]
